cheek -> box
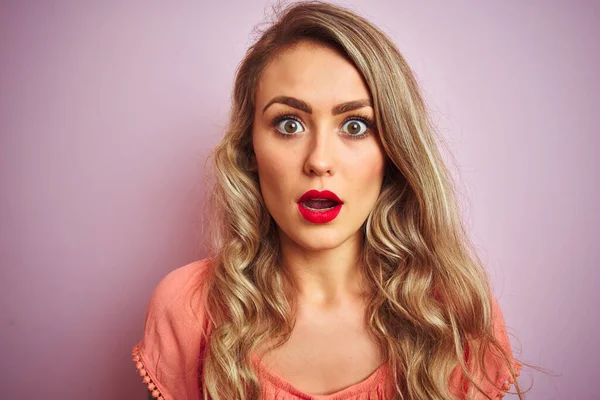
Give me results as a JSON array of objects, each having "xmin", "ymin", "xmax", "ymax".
[
  {"xmin": 355, "ymin": 146, "xmax": 386, "ymax": 183},
  {"xmin": 254, "ymin": 135, "xmax": 301, "ymax": 189},
  {"xmin": 253, "ymin": 132, "xmax": 297, "ymax": 213},
  {"xmin": 350, "ymin": 151, "xmax": 386, "ymax": 210},
  {"xmin": 255, "ymin": 149, "xmax": 289, "ymax": 196},
  {"xmin": 255, "ymin": 155, "xmax": 297, "ymax": 222}
]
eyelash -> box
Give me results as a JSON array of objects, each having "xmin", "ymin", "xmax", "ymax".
[{"xmin": 269, "ymin": 111, "xmax": 375, "ymax": 140}]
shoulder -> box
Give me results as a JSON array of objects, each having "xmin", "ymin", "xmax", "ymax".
[
  {"xmin": 154, "ymin": 257, "xmax": 213, "ymax": 297},
  {"xmin": 480, "ymin": 294, "xmax": 523, "ymax": 398},
  {"xmin": 133, "ymin": 257, "xmax": 215, "ymax": 400},
  {"xmin": 450, "ymin": 292, "xmax": 523, "ymax": 399},
  {"xmin": 147, "ymin": 258, "xmax": 213, "ymax": 321}
]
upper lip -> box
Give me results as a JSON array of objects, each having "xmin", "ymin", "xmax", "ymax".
[{"xmin": 298, "ymin": 189, "xmax": 343, "ymax": 204}]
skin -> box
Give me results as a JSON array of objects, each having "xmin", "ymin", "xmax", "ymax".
[{"xmin": 252, "ymin": 40, "xmax": 387, "ymax": 395}]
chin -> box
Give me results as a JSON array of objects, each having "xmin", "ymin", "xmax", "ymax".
[
  {"xmin": 300, "ymin": 239, "xmax": 343, "ymax": 252},
  {"xmin": 289, "ymin": 229, "xmax": 351, "ymax": 251}
]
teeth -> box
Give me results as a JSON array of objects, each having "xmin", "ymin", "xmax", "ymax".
[
  {"xmin": 301, "ymin": 198, "xmax": 339, "ymax": 210},
  {"xmin": 304, "ymin": 205, "xmax": 336, "ymax": 211}
]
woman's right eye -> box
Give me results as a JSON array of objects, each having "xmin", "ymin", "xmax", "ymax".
[{"xmin": 274, "ymin": 117, "xmax": 305, "ymax": 135}]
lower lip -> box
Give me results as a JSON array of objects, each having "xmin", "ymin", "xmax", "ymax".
[{"xmin": 297, "ymin": 203, "xmax": 343, "ymax": 224}]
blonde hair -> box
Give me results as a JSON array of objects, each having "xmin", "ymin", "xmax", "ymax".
[{"xmin": 201, "ymin": 1, "xmax": 525, "ymax": 398}]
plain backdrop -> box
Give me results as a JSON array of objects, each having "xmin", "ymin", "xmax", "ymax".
[{"xmin": 1, "ymin": 1, "xmax": 598, "ymax": 399}]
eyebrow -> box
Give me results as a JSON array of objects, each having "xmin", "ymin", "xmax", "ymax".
[{"xmin": 262, "ymin": 96, "xmax": 373, "ymax": 115}]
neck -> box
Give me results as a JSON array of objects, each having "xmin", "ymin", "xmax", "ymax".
[{"xmin": 278, "ymin": 229, "xmax": 369, "ymax": 308}]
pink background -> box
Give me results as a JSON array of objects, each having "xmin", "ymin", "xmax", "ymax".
[{"xmin": 1, "ymin": 1, "xmax": 598, "ymax": 398}]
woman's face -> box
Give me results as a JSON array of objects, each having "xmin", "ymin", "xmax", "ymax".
[{"xmin": 252, "ymin": 41, "xmax": 386, "ymax": 251}]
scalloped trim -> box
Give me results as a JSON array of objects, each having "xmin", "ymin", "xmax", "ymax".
[
  {"xmin": 132, "ymin": 344, "xmax": 165, "ymax": 400},
  {"xmin": 494, "ymin": 361, "xmax": 523, "ymax": 398}
]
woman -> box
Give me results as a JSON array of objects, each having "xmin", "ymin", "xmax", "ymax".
[{"xmin": 132, "ymin": 1, "xmax": 524, "ymax": 399}]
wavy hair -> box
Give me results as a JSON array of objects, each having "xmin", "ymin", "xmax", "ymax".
[{"xmin": 201, "ymin": 1, "xmax": 525, "ymax": 398}]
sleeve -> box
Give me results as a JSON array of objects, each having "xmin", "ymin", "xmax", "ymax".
[
  {"xmin": 449, "ymin": 294, "xmax": 523, "ymax": 399},
  {"xmin": 132, "ymin": 259, "xmax": 213, "ymax": 400}
]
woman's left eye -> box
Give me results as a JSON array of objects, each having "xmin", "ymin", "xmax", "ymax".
[{"xmin": 342, "ymin": 119, "xmax": 369, "ymax": 137}]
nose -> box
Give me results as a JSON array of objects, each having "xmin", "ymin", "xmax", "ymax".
[{"xmin": 303, "ymin": 126, "xmax": 336, "ymax": 177}]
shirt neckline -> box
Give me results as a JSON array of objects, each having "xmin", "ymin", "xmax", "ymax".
[{"xmin": 250, "ymin": 353, "xmax": 390, "ymax": 399}]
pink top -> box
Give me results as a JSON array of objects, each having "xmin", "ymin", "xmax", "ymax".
[{"xmin": 132, "ymin": 258, "xmax": 521, "ymax": 399}]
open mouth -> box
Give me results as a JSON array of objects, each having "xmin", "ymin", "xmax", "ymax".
[
  {"xmin": 300, "ymin": 199, "xmax": 340, "ymax": 211},
  {"xmin": 297, "ymin": 189, "xmax": 343, "ymax": 223}
]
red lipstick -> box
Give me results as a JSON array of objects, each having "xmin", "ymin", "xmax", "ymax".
[{"xmin": 297, "ymin": 189, "xmax": 343, "ymax": 224}]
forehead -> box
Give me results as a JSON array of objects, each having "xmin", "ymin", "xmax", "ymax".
[{"xmin": 256, "ymin": 41, "xmax": 371, "ymax": 109}]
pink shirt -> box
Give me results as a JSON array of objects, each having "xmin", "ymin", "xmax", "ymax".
[{"xmin": 132, "ymin": 258, "xmax": 521, "ymax": 399}]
